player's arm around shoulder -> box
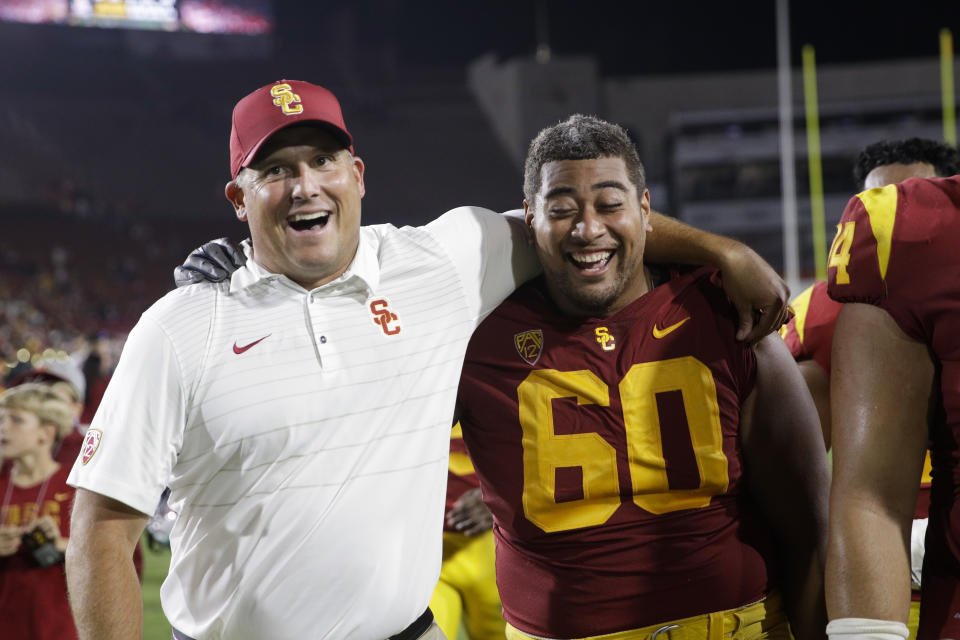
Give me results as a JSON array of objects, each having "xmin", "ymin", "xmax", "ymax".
[
  {"xmin": 66, "ymin": 489, "xmax": 149, "ymax": 640},
  {"xmin": 740, "ymin": 334, "xmax": 830, "ymax": 640},
  {"xmin": 645, "ymin": 211, "xmax": 791, "ymax": 342}
]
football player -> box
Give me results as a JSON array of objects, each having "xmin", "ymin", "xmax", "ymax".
[
  {"xmin": 457, "ymin": 115, "xmax": 829, "ymax": 640},
  {"xmin": 825, "ymin": 148, "xmax": 960, "ymax": 640},
  {"xmin": 781, "ymin": 138, "xmax": 959, "ymax": 638}
]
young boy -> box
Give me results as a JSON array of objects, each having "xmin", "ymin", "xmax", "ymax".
[{"xmin": 0, "ymin": 383, "xmax": 78, "ymax": 640}]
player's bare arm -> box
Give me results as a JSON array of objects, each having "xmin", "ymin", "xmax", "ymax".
[
  {"xmin": 796, "ymin": 359, "xmax": 831, "ymax": 448},
  {"xmin": 66, "ymin": 488, "xmax": 149, "ymax": 640},
  {"xmin": 826, "ymin": 303, "xmax": 932, "ymax": 623},
  {"xmin": 739, "ymin": 334, "xmax": 830, "ymax": 640},
  {"xmin": 645, "ymin": 211, "xmax": 791, "ymax": 342}
]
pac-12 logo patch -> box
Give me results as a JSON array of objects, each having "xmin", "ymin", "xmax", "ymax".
[
  {"xmin": 81, "ymin": 429, "xmax": 103, "ymax": 465},
  {"xmin": 270, "ymin": 83, "xmax": 303, "ymax": 115},
  {"xmin": 514, "ymin": 329, "xmax": 543, "ymax": 366}
]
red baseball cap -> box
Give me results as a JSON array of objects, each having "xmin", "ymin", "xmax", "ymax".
[{"xmin": 229, "ymin": 79, "xmax": 354, "ymax": 178}]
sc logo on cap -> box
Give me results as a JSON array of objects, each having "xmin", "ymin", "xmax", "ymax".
[{"xmin": 271, "ymin": 83, "xmax": 303, "ymax": 115}]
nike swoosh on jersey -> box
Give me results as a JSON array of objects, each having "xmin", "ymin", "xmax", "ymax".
[
  {"xmin": 652, "ymin": 317, "xmax": 690, "ymax": 339},
  {"xmin": 233, "ymin": 335, "xmax": 271, "ymax": 354}
]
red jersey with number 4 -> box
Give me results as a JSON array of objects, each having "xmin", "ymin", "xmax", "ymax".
[
  {"xmin": 458, "ymin": 267, "xmax": 775, "ymax": 638},
  {"xmin": 827, "ymin": 175, "xmax": 960, "ymax": 640}
]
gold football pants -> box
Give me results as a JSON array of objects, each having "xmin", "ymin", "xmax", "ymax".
[
  {"xmin": 505, "ymin": 592, "xmax": 790, "ymax": 640},
  {"xmin": 429, "ymin": 530, "xmax": 504, "ymax": 640}
]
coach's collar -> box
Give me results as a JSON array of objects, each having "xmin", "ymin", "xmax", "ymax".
[{"xmin": 229, "ymin": 235, "xmax": 380, "ymax": 296}]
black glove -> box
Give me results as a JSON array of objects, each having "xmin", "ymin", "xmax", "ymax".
[{"xmin": 173, "ymin": 237, "xmax": 247, "ymax": 287}]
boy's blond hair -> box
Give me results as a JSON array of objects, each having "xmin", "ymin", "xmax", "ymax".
[{"xmin": 0, "ymin": 383, "xmax": 75, "ymax": 440}]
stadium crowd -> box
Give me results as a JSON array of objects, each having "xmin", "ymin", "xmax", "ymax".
[{"xmin": 0, "ymin": 194, "xmax": 230, "ymax": 396}]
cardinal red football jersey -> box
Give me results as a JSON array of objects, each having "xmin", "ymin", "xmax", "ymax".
[
  {"xmin": 459, "ymin": 268, "xmax": 775, "ymax": 637},
  {"xmin": 828, "ymin": 175, "xmax": 960, "ymax": 640}
]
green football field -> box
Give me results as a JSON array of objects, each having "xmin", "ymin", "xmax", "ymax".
[{"xmin": 142, "ymin": 539, "xmax": 172, "ymax": 640}]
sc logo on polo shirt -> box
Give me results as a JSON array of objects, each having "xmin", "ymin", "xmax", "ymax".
[{"xmin": 370, "ymin": 299, "xmax": 401, "ymax": 335}]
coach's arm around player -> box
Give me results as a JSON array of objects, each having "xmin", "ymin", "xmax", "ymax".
[
  {"xmin": 66, "ymin": 490, "xmax": 148, "ymax": 639},
  {"xmin": 740, "ymin": 334, "xmax": 831, "ymax": 640}
]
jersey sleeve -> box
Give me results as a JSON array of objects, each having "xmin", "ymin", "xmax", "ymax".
[
  {"xmin": 781, "ymin": 281, "xmax": 839, "ymax": 373},
  {"xmin": 67, "ymin": 312, "xmax": 187, "ymax": 515},
  {"xmin": 827, "ymin": 184, "xmax": 898, "ymax": 306},
  {"xmin": 827, "ymin": 178, "xmax": 957, "ymax": 343},
  {"xmin": 425, "ymin": 206, "xmax": 541, "ymax": 325}
]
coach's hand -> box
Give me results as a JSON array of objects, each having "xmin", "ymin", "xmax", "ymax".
[
  {"xmin": 719, "ymin": 242, "xmax": 791, "ymax": 344},
  {"xmin": 174, "ymin": 237, "xmax": 246, "ymax": 287},
  {"xmin": 446, "ymin": 488, "xmax": 493, "ymax": 536}
]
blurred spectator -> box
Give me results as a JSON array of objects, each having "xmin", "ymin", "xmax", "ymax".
[
  {"xmin": 10, "ymin": 355, "xmax": 86, "ymax": 465},
  {"xmin": 0, "ymin": 199, "xmax": 229, "ymax": 391},
  {"xmin": 6, "ymin": 354, "xmax": 146, "ymax": 579},
  {"xmin": 0, "ymin": 383, "xmax": 78, "ymax": 640},
  {"xmin": 79, "ymin": 333, "xmax": 114, "ymax": 425}
]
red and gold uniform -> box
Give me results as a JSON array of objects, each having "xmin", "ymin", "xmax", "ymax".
[
  {"xmin": 429, "ymin": 426, "xmax": 505, "ymax": 640},
  {"xmin": 0, "ymin": 464, "xmax": 77, "ymax": 640},
  {"xmin": 784, "ymin": 280, "xmax": 932, "ymax": 634},
  {"xmin": 827, "ymin": 175, "xmax": 960, "ymax": 640},
  {"xmin": 458, "ymin": 267, "xmax": 776, "ymax": 638},
  {"xmin": 783, "ymin": 282, "xmax": 933, "ymax": 521},
  {"xmin": 780, "ymin": 280, "xmax": 841, "ymax": 375}
]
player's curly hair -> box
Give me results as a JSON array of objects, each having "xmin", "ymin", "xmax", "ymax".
[
  {"xmin": 0, "ymin": 383, "xmax": 74, "ymax": 441},
  {"xmin": 854, "ymin": 138, "xmax": 960, "ymax": 189},
  {"xmin": 523, "ymin": 114, "xmax": 645, "ymax": 205}
]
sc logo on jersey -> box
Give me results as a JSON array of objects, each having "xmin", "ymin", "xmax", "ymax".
[
  {"xmin": 595, "ymin": 327, "xmax": 615, "ymax": 351},
  {"xmin": 370, "ymin": 299, "xmax": 401, "ymax": 335},
  {"xmin": 271, "ymin": 83, "xmax": 303, "ymax": 115}
]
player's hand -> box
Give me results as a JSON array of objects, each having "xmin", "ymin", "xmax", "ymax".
[
  {"xmin": 173, "ymin": 237, "xmax": 247, "ymax": 287},
  {"xmin": 0, "ymin": 525, "xmax": 23, "ymax": 556},
  {"xmin": 718, "ymin": 243, "xmax": 791, "ymax": 343},
  {"xmin": 446, "ymin": 488, "xmax": 493, "ymax": 536}
]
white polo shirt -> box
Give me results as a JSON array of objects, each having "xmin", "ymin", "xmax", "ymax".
[{"xmin": 68, "ymin": 206, "xmax": 538, "ymax": 640}]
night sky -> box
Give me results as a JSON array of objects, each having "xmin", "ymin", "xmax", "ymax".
[{"xmin": 278, "ymin": 1, "xmax": 957, "ymax": 76}]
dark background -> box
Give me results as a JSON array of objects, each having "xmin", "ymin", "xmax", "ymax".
[{"xmin": 0, "ymin": 0, "xmax": 955, "ymax": 225}]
